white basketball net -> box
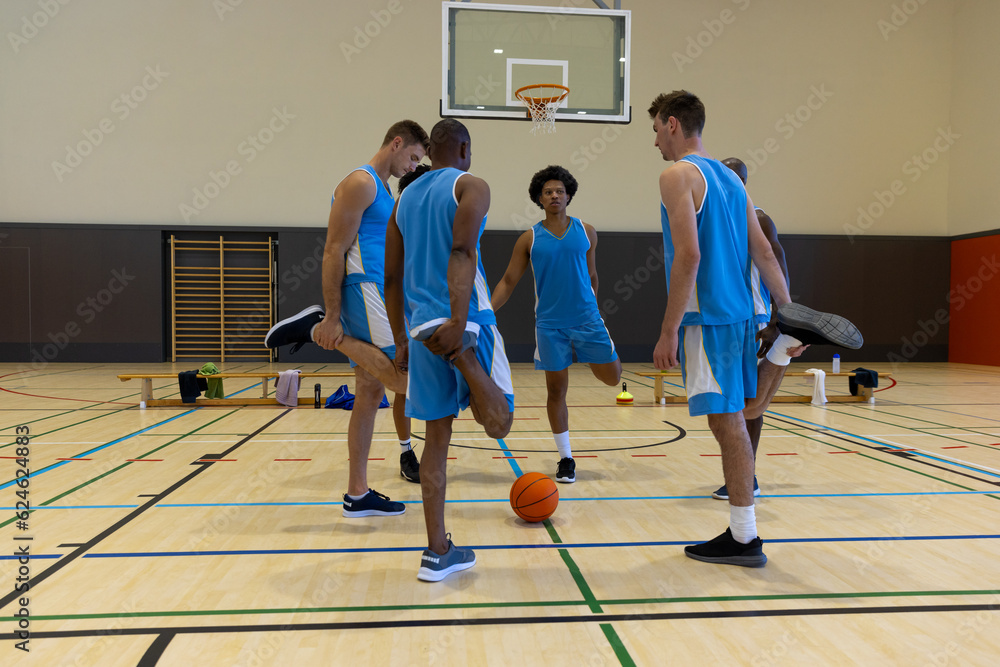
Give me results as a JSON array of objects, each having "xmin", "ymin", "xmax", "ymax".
[{"xmin": 516, "ymin": 86, "xmax": 569, "ymax": 135}]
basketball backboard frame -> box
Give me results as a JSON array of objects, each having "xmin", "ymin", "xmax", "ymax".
[{"xmin": 441, "ymin": 1, "xmax": 631, "ymax": 124}]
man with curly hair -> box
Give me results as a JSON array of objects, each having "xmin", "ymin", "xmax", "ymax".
[{"xmin": 492, "ymin": 165, "xmax": 621, "ymax": 483}]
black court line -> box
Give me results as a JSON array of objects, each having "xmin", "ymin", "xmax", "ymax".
[
  {"xmin": 0, "ymin": 410, "xmax": 291, "ymax": 611},
  {"xmin": 9, "ymin": 602, "xmax": 1000, "ymax": 640},
  {"xmin": 57, "ymin": 543, "xmax": 85, "ymax": 548},
  {"xmin": 137, "ymin": 632, "xmax": 175, "ymax": 667},
  {"xmin": 137, "ymin": 494, "xmax": 158, "ymax": 498},
  {"xmin": 767, "ymin": 415, "xmax": 1000, "ymax": 489},
  {"xmin": 449, "ymin": 420, "xmax": 687, "ymax": 453}
]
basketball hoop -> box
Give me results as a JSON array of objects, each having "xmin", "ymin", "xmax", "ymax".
[{"xmin": 515, "ymin": 84, "xmax": 570, "ymax": 135}]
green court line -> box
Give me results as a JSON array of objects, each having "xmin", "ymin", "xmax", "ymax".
[
  {"xmin": 0, "ymin": 411, "xmax": 237, "ymax": 529},
  {"xmin": 601, "ymin": 623, "xmax": 637, "ymax": 667},
  {"xmin": 13, "ymin": 588, "xmax": 998, "ymax": 623},
  {"xmin": 0, "ymin": 400, "xmax": 139, "ymax": 450},
  {"xmin": 0, "ymin": 408, "xmax": 80, "ymax": 433}
]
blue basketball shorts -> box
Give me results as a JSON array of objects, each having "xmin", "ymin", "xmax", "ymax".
[
  {"xmin": 340, "ymin": 282, "xmax": 400, "ymax": 368},
  {"xmin": 406, "ymin": 323, "xmax": 515, "ymax": 422},
  {"xmin": 534, "ymin": 318, "xmax": 618, "ymax": 371},
  {"xmin": 678, "ymin": 318, "xmax": 758, "ymax": 417}
]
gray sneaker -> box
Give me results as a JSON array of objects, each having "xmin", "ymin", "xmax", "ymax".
[{"xmin": 417, "ymin": 534, "xmax": 476, "ymax": 582}]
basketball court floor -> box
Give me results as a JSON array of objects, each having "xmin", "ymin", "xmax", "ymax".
[{"xmin": 2, "ymin": 361, "xmax": 999, "ymax": 665}]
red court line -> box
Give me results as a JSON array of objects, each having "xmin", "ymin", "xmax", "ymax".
[
  {"xmin": 941, "ymin": 446, "xmax": 968, "ymax": 450},
  {"xmin": 493, "ymin": 456, "xmax": 526, "ymax": 459},
  {"xmin": 368, "ymin": 458, "xmax": 384, "ymax": 461},
  {"xmin": 766, "ymin": 453, "xmax": 798, "ymax": 456},
  {"xmin": 127, "ymin": 459, "xmax": 163, "ymax": 462},
  {"xmin": 632, "ymin": 454, "xmax": 665, "ymax": 458},
  {"xmin": 575, "ymin": 455, "xmax": 598, "ymax": 458},
  {"xmin": 274, "ymin": 458, "xmax": 312, "ymax": 461},
  {"xmin": 447, "ymin": 457, "xmax": 457, "ymax": 460},
  {"xmin": 456, "ymin": 417, "xmax": 539, "ymax": 421},
  {"xmin": 989, "ymin": 444, "xmax": 1000, "ymax": 447},
  {"xmin": 874, "ymin": 377, "xmax": 897, "ymax": 392},
  {"xmin": 828, "ymin": 451, "xmax": 859, "ymax": 454},
  {"xmin": 0, "ymin": 385, "xmax": 136, "ymax": 406},
  {"xmin": 0, "ymin": 456, "xmax": 21, "ymax": 460},
  {"xmin": 56, "ymin": 457, "xmax": 92, "ymax": 461}
]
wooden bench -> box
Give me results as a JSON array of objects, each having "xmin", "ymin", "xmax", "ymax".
[
  {"xmin": 633, "ymin": 371, "xmax": 890, "ymax": 405},
  {"xmin": 118, "ymin": 372, "xmax": 355, "ymax": 407}
]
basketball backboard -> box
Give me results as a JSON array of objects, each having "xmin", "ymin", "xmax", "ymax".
[{"xmin": 441, "ymin": 2, "xmax": 631, "ymax": 124}]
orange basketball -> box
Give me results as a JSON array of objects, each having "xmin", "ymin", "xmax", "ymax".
[{"xmin": 509, "ymin": 472, "xmax": 559, "ymax": 522}]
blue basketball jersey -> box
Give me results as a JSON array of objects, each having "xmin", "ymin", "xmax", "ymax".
[
  {"xmin": 395, "ymin": 167, "xmax": 496, "ymax": 330},
  {"xmin": 337, "ymin": 165, "xmax": 393, "ymax": 286},
  {"xmin": 660, "ymin": 154, "xmax": 753, "ymax": 326},
  {"xmin": 749, "ymin": 207, "xmax": 772, "ymax": 324},
  {"xmin": 530, "ymin": 217, "xmax": 601, "ymax": 328}
]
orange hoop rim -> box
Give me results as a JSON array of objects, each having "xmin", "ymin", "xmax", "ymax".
[{"xmin": 515, "ymin": 84, "xmax": 570, "ymax": 106}]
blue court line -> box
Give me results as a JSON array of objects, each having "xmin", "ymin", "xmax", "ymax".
[
  {"xmin": 770, "ymin": 411, "xmax": 1000, "ymax": 479},
  {"xmin": 4, "ymin": 533, "xmax": 996, "ymax": 561},
  {"xmin": 0, "ymin": 409, "xmax": 197, "ymax": 492},
  {"xmin": 4, "ymin": 489, "xmax": 998, "ymax": 512},
  {"xmin": 0, "ymin": 383, "xmax": 262, "ymax": 493},
  {"xmin": 496, "ymin": 437, "xmax": 524, "ymax": 477}
]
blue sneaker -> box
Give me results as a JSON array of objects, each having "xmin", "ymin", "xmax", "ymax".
[
  {"xmin": 417, "ymin": 534, "xmax": 477, "ymax": 582},
  {"xmin": 712, "ymin": 476, "xmax": 760, "ymax": 500},
  {"xmin": 342, "ymin": 489, "xmax": 405, "ymax": 517}
]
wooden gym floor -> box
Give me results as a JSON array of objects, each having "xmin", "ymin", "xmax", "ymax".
[{"xmin": 1, "ymin": 361, "xmax": 999, "ymax": 665}]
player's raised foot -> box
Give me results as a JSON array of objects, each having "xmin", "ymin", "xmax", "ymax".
[
  {"xmin": 265, "ymin": 305, "xmax": 324, "ymax": 352},
  {"xmin": 400, "ymin": 449, "xmax": 420, "ymax": 483},
  {"xmin": 711, "ymin": 476, "xmax": 759, "ymax": 500},
  {"xmin": 776, "ymin": 303, "xmax": 863, "ymax": 350},
  {"xmin": 342, "ymin": 489, "xmax": 405, "ymax": 517},
  {"xmin": 417, "ymin": 534, "xmax": 477, "ymax": 582},
  {"xmin": 555, "ymin": 457, "xmax": 576, "ymax": 483},
  {"xmin": 684, "ymin": 528, "xmax": 767, "ymax": 568}
]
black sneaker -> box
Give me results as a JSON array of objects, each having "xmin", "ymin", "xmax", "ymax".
[
  {"xmin": 555, "ymin": 457, "xmax": 576, "ymax": 483},
  {"xmin": 712, "ymin": 476, "xmax": 760, "ymax": 500},
  {"xmin": 400, "ymin": 449, "xmax": 420, "ymax": 483},
  {"xmin": 684, "ymin": 528, "xmax": 767, "ymax": 567},
  {"xmin": 342, "ymin": 489, "xmax": 405, "ymax": 517},
  {"xmin": 265, "ymin": 305, "xmax": 324, "ymax": 353},
  {"xmin": 776, "ymin": 303, "xmax": 863, "ymax": 350}
]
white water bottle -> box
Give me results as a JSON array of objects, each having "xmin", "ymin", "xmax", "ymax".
[{"xmin": 832, "ymin": 354, "xmax": 840, "ymax": 374}]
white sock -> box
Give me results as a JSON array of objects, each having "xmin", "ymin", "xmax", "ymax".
[
  {"xmin": 553, "ymin": 431, "xmax": 572, "ymax": 459},
  {"xmin": 347, "ymin": 491, "xmax": 368, "ymax": 501},
  {"xmin": 309, "ymin": 322, "xmax": 319, "ymax": 342},
  {"xmin": 400, "ymin": 439, "xmax": 412, "ymax": 452},
  {"xmin": 729, "ymin": 503, "xmax": 757, "ymax": 544},
  {"xmin": 765, "ymin": 333, "xmax": 804, "ymax": 367}
]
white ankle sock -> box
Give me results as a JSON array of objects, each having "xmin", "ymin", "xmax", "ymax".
[
  {"xmin": 729, "ymin": 504, "xmax": 757, "ymax": 544},
  {"xmin": 553, "ymin": 431, "xmax": 572, "ymax": 459},
  {"xmin": 309, "ymin": 322, "xmax": 319, "ymax": 342},
  {"xmin": 347, "ymin": 491, "xmax": 368, "ymax": 501},
  {"xmin": 765, "ymin": 333, "xmax": 804, "ymax": 367},
  {"xmin": 400, "ymin": 439, "xmax": 412, "ymax": 452}
]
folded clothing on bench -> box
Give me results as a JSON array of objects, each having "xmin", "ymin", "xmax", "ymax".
[
  {"xmin": 849, "ymin": 368, "xmax": 879, "ymax": 395},
  {"xmin": 178, "ymin": 371, "xmax": 208, "ymax": 403}
]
